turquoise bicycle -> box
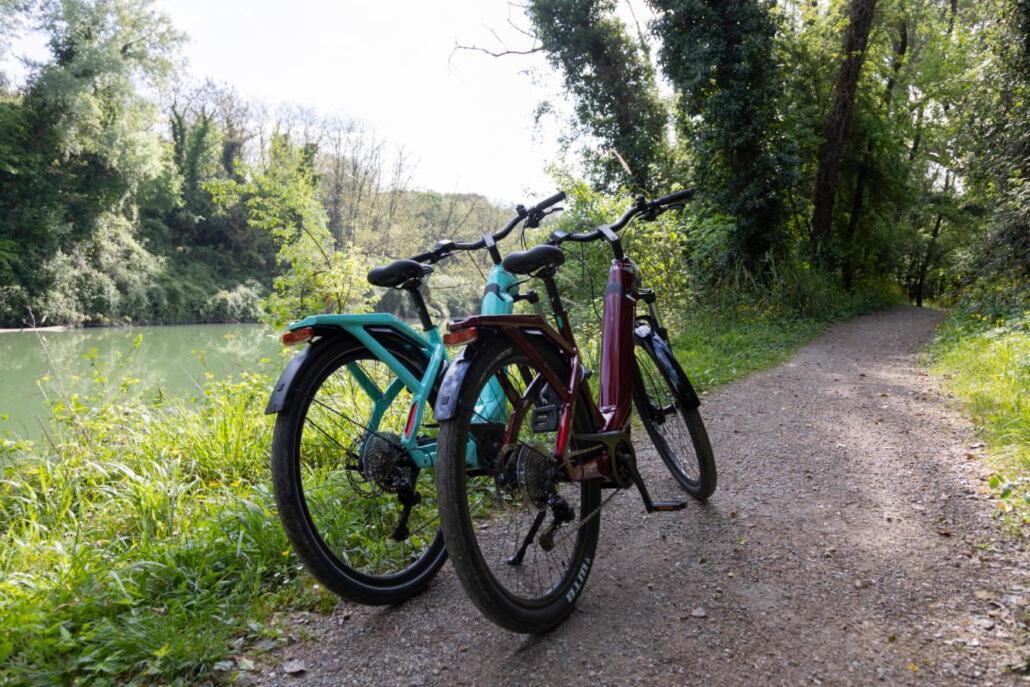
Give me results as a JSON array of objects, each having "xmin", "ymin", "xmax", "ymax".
[{"xmin": 265, "ymin": 192, "xmax": 564, "ymax": 605}]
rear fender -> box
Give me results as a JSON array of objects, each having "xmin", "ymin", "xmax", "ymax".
[
  {"xmin": 633, "ymin": 317, "xmax": 700, "ymax": 410},
  {"xmin": 264, "ymin": 313, "xmax": 435, "ymax": 415},
  {"xmin": 434, "ymin": 315, "xmax": 573, "ymax": 421}
]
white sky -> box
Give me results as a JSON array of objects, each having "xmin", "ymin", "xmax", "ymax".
[
  {"xmin": 160, "ymin": 0, "xmax": 572, "ymax": 203},
  {"xmin": 3, "ymin": 1, "xmax": 657, "ymax": 204}
]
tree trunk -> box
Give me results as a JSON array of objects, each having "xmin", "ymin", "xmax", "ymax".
[
  {"xmin": 842, "ymin": 18, "xmax": 908, "ymax": 289},
  {"xmin": 810, "ymin": 0, "xmax": 879, "ymax": 254},
  {"xmin": 915, "ymin": 171, "xmax": 951, "ymax": 307}
]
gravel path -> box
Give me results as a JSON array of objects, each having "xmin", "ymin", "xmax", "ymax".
[{"xmin": 252, "ymin": 308, "xmax": 1027, "ymax": 686}]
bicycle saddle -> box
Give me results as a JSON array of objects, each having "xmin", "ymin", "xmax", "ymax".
[
  {"xmin": 501, "ymin": 245, "xmax": 565, "ymax": 276},
  {"xmin": 367, "ymin": 259, "xmax": 431, "ymax": 288}
]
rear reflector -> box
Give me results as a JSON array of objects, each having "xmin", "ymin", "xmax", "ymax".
[
  {"xmin": 403, "ymin": 401, "xmax": 418, "ymax": 439},
  {"xmin": 281, "ymin": 327, "xmax": 314, "ymax": 346},
  {"xmin": 443, "ymin": 327, "xmax": 477, "ymax": 346}
]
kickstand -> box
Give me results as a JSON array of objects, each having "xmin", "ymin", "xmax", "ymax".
[
  {"xmin": 507, "ymin": 509, "xmax": 547, "ymax": 566},
  {"xmin": 625, "ymin": 459, "xmax": 687, "ymax": 513}
]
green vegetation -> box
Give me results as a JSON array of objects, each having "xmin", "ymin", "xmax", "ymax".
[
  {"xmin": 0, "ymin": 286, "xmax": 905, "ymax": 684},
  {"xmin": 0, "ymin": 2, "xmax": 505, "ymax": 328},
  {"xmin": 0, "ymin": 346, "xmax": 319, "ymax": 684},
  {"xmin": 930, "ymin": 292, "xmax": 1029, "ymax": 528},
  {"xmin": 0, "ymin": 0, "xmax": 1026, "ymax": 682}
]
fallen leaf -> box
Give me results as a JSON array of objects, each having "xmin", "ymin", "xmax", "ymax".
[
  {"xmin": 237, "ymin": 657, "xmax": 255, "ymax": 671},
  {"xmin": 907, "ymin": 662, "xmax": 918, "ymax": 672}
]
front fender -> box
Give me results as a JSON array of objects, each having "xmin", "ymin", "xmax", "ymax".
[{"xmin": 633, "ymin": 318, "xmax": 701, "ymax": 410}]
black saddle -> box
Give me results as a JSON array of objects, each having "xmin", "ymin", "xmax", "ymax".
[
  {"xmin": 367, "ymin": 259, "xmax": 431, "ymax": 288},
  {"xmin": 502, "ymin": 245, "xmax": 565, "ymax": 276}
]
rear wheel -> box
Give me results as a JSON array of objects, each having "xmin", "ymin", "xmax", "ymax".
[
  {"xmin": 271, "ymin": 336, "xmax": 446, "ymax": 605},
  {"xmin": 633, "ymin": 339, "xmax": 717, "ymax": 500},
  {"xmin": 436, "ymin": 338, "xmax": 601, "ymax": 633}
]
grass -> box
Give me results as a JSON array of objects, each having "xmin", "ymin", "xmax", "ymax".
[
  {"xmin": 0, "ymin": 280, "xmax": 903, "ymax": 685},
  {"xmin": 929, "ymin": 302, "xmax": 1029, "ymax": 529},
  {"xmin": 0, "ymin": 345, "xmax": 336, "ymax": 686}
]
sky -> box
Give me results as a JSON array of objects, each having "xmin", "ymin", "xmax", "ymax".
[
  {"xmin": 158, "ymin": 0, "xmax": 577, "ymax": 203},
  {"xmin": 5, "ymin": 0, "xmax": 588, "ymax": 204}
]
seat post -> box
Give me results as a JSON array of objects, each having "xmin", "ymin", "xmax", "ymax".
[
  {"xmin": 405, "ymin": 285, "xmax": 434, "ymax": 331},
  {"xmin": 539, "ymin": 270, "xmax": 568, "ymax": 331}
]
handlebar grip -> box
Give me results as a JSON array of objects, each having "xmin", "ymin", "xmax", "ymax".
[
  {"xmin": 652, "ymin": 188, "xmax": 695, "ymax": 207},
  {"xmin": 532, "ymin": 190, "xmax": 566, "ymax": 212}
]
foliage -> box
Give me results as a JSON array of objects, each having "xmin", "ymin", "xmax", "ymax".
[
  {"xmin": 650, "ymin": 0, "xmax": 793, "ymax": 268},
  {"xmin": 931, "ymin": 290, "xmax": 1030, "ymax": 530},
  {"xmin": 527, "ymin": 0, "xmax": 669, "ymax": 192},
  {"xmin": 0, "ymin": 340, "xmax": 341, "ymax": 684},
  {"xmin": 207, "ymin": 131, "xmax": 375, "ymax": 330}
]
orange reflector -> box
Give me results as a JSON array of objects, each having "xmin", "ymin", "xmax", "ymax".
[
  {"xmin": 281, "ymin": 327, "xmax": 314, "ymax": 346},
  {"xmin": 443, "ymin": 327, "xmax": 477, "ymax": 346},
  {"xmin": 403, "ymin": 401, "xmax": 418, "ymax": 439}
]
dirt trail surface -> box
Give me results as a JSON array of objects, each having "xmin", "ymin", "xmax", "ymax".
[{"xmin": 253, "ymin": 308, "xmax": 1027, "ymax": 686}]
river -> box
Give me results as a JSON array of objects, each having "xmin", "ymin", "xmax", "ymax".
[{"xmin": 0, "ymin": 324, "xmax": 282, "ymax": 441}]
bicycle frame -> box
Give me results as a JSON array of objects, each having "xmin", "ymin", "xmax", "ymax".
[
  {"xmin": 441, "ymin": 257, "xmax": 642, "ymax": 483},
  {"xmin": 273, "ymin": 262, "xmax": 519, "ymax": 469}
]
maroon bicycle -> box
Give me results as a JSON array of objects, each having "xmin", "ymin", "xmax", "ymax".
[{"xmin": 433, "ymin": 190, "xmax": 717, "ymax": 633}]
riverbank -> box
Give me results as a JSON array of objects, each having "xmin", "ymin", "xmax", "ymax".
[
  {"xmin": 0, "ymin": 325, "xmax": 70, "ymax": 334},
  {"xmin": 0, "ymin": 323, "xmax": 280, "ymax": 440}
]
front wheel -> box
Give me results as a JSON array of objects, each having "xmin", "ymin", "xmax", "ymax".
[
  {"xmin": 436, "ymin": 338, "xmax": 601, "ymax": 633},
  {"xmin": 633, "ymin": 338, "xmax": 717, "ymax": 500}
]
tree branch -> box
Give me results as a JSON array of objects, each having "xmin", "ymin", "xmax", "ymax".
[{"xmin": 451, "ymin": 42, "xmax": 543, "ymax": 59}]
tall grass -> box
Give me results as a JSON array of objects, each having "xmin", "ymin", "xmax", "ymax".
[
  {"xmin": 930, "ymin": 300, "xmax": 1029, "ymax": 528},
  {"xmin": 0, "ymin": 344, "xmax": 333, "ymax": 685}
]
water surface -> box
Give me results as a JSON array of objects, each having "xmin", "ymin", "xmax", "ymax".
[{"xmin": 0, "ymin": 324, "xmax": 281, "ymax": 440}]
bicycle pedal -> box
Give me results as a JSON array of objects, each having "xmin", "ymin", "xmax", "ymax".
[{"xmin": 649, "ymin": 499, "xmax": 688, "ymax": 512}]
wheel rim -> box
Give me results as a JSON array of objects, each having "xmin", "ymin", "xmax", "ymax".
[
  {"xmin": 294, "ymin": 350, "xmax": 441, "ymax": 580},
  {"xmin": 634, "ymin": 348, "xmax": 702, "ymax": 487},
  {"xmin": 459, "ymin": 351, "xmax": 592, "ymax": 606}
]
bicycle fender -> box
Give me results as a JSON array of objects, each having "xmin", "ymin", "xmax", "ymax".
[
  {"xmin": 265, "ymin": 344, "xmax": 313, "ymax": 414},
  {"xmin": 264, "ymin": 330, "xmax": 363, "ymax": 415},
  {"xmin": 434, "ymin": 340, "xmax": 478, "ymax": 421},
  {"xmin": 633, "ymin": 318, "xmax": 701, "ymax": 410}
]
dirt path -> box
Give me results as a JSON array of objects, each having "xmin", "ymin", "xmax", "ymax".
[{"xmin": 253, "ymin": 308, "xmax": 1027, "ymax": 686}]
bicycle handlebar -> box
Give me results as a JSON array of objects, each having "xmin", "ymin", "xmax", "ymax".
[
  {"xmin": 548, "ymin": 188, "xmax": 695, "ymax": 247},
  {"xmin": 408, "ymin": 191, "xmax": 566, "ymax": 264}
]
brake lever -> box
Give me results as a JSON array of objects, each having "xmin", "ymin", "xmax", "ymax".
[{"xmin": 641, "ymin": 201, "xmax": 686, "ymax": 222}]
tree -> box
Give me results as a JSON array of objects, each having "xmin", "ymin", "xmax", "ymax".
[
  {"xmin": 810, "ymin": 0, "xmax": 879, "ymax": 254},
  {"xmin": 526, "ymin": 0, "xmax": 669, "ymax": 192},
  {"xmin": 0, "ymin": 0, "xmax": 182, "ymax": 324},
  {"xmin": 650, "ymin": 0, "xmax": 791, "ymax": 269},
  {"xmin": 208, "ymin": 131, "xmax": 373, "ymax": 329}
]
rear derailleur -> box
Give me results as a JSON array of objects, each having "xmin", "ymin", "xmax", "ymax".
[{"xmin": 359, "ymin": 432, "xmax": 422, "ymax": 541}]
